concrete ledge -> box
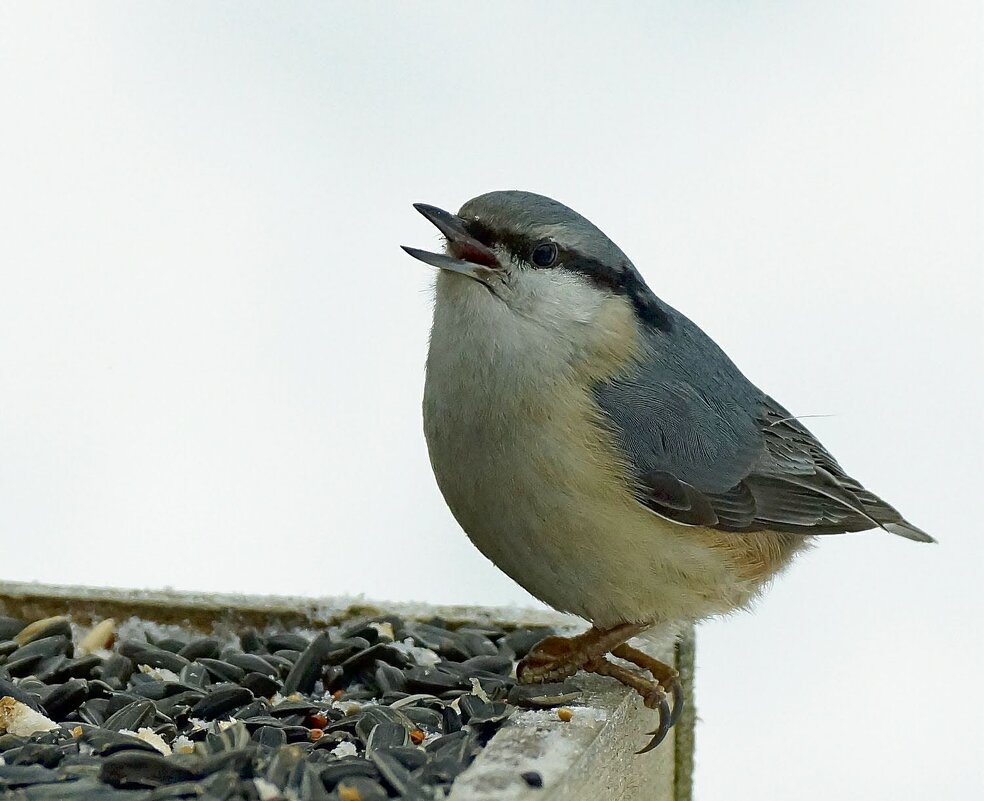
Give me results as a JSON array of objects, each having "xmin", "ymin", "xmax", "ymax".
[
  {"xmin": 448, "ymin": 657, "xmax": 680, "ymax": 801},
  {"xmin": 0, "ymin": 580, "xmax": 694, "ymax": 801}
]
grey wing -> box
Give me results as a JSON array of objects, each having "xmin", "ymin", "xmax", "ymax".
[{"xmin": 593, "ymin": 319, "xmax": 934, "ymax": 543}]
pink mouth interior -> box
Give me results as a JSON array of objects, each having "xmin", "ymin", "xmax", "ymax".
[{"xmin": 449, "ymin": 239, "xmax": 499, "ymax": 269}]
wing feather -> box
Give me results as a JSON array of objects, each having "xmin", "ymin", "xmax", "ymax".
[{"xmin": 592, "ymin": 316, "xmax": 933, "ymax": 542}]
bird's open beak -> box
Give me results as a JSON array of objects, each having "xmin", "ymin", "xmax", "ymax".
[{"xmin": 402, "ymin": 203, "xmax": 500, "ymax": 283}]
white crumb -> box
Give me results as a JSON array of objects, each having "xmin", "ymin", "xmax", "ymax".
[
  {"xmin": 470, "ymin": 678, "xmax": 492, "ymax": 703},
  {"xmin": 253, "ymin": 777, "xmax": 282, "ymax": 800},
  {"xmin": 333, "ymin": 700, "xmax": 362, "ymax": 716},
  {"xmin": 369, "ymin": 621, "xmax": 395, "ymax": 641},
  {"xmin": 138, "ymin": 664, "xmax": 181, "ymax": 683},
  {"xmin": 0, "ymin": 697, "xmax": 58, "ymax": 736},
  {"xmin": 331, "ymin": 741, "xmax": 358, "ymax": 758},
  {"xmin": 390, "ymin": 638, "xmax": 440, "ymax": 667},
  {"xmin": 117, "ymin": 727, "xmax": 172, "ymax": 755}
]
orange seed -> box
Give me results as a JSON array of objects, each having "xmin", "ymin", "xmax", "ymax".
[{"xmin": 338, "ymin": 784, "xmax": 363, "ymax": 801}]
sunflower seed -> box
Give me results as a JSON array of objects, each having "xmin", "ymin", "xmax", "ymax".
[
  {"xmin": 39, "ymin": 679, "xmax": 89, "ymax": 720},
  {"xmin": 188, "ymin": 686, "xmax": 253, "ymax": 721},
  {"xmin": 176, "ymin": 638, "xmax": 220, "ymax": 661}
]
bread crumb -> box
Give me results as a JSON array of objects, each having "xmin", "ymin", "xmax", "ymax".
[{"xmin": 0, "ymin": 697, "xmax": 58, "ymax": 736}]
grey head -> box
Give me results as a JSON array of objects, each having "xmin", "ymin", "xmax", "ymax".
[
  {"xmin": 404, "ymin": 191, "xmax": 934, "ymax": 544},
  {"xmin": 402, "ymin": 190, "xmax": 673, "ymax": 331}
]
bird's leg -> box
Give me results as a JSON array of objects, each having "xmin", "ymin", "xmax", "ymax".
[{"xmin": 517, "ymin": 626, "xmax": 684, "ymax": 754}]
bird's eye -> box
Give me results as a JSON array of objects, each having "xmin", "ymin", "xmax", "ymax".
[{"xmin": 530, "ymin": 241, "xmax": 559, "ymax": 268}]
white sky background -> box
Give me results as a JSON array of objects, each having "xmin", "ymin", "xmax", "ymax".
[{"xmin": 0, "ymin": 1, "xmax": 980, "ymax": 797}]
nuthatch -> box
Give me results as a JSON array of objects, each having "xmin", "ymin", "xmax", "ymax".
[{"xmin": 403, "ymin": 191, "xmax": 933, "ymax": 753}]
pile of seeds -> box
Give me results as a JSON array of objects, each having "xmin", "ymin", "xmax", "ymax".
[{"xmin": 0, "ymin": 613, "xmax": 580, "ymax": 800}]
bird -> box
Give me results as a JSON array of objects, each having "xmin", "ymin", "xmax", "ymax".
[{"xmin": 402, "ymin": 191, "xmax": 934, "ymax": 753}]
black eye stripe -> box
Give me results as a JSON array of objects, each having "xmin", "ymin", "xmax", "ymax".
[
  {"xmin": 457, "ymin": 224, "xmax": 672, "ymax": 333},
  {"xmin": 564, "ymin": 254, "xmax": 674, "ymax": 333},
  {"xmin": 463, "ymin": 219, "xmax": 497, "ymax": 247}
]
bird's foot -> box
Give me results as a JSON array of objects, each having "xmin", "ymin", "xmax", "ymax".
[
  {"xmin": 609, "ymin": 643, "xmax": 683, "ymax": 753},
  {"xmin": 514, "ymin": 635, "xmax": 584, "ymax": 682},
  {"xmin": 516, "ymin": 626, "xmax": 683, "ymax": 754},
  {"xmin": 516, "ymin": 623, "xmax": 642, "ymax": 684}
]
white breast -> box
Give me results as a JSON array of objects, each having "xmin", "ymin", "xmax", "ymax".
[{"xmin": 423, "ymin": 271, "xmax": 770, "ymax": 629}]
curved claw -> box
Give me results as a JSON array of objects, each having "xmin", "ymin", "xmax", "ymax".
[
  {"xmin": 636, "ymin": 695, "xmax": 672, "ymax": 755},
  {"xmin": 667, "ymin": 679, "xmax": 685, "ymax": 729}
]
